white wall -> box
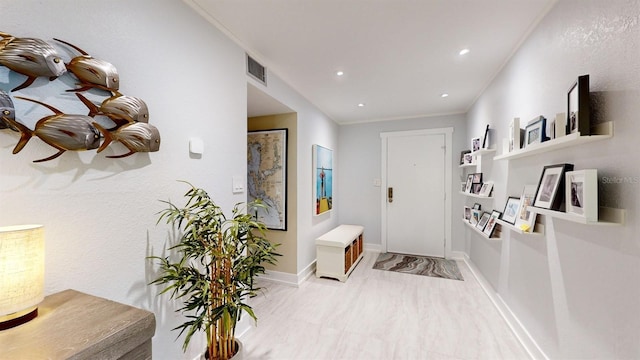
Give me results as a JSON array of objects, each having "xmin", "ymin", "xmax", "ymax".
[
  {"xmin": 465, "ymin": 0, "xmax": 640, "ymax": 358},
  {"xmin": 338, "ymin": 114, "xmax": 467, "ymax": 253},
  {"xmin": 0, "ymin": 1, "xmax": 338, "ymax": 359}
]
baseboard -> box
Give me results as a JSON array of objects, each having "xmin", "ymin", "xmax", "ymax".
[
  {"xmin": 462, "ymin": 254, "xmax": 548, "ymax": 360},
  {"xmin": 364, "ymin": 243, "xmax": 382, "ymax": 253},
  {"xmin": 258, "ymin": 260, "xmax": 317, "ymax": 287}
]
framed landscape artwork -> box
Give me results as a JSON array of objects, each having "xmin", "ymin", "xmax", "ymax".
[
  {"xmin": 313, "ymin": 144, "xmax": 333, "ymax": 215},
  {"xmin": 247, "ymin": 129, "xmax": 288, "ymax": 230}
]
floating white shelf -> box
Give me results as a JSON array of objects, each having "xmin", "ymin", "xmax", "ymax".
[
  {"xmin": 459, "ymin": 191, "xmax": 493, "ymax": 199},
  {"xmin": 459, "ymin": 163, "xmax": 477, "ymax": 168},
  {"xmin": 471, "ymin": 148, "xmax": 496, "ymax": 156},
  {"xmin": 461, "ymin": 218, "xmax": 501, "ymax": 241},
  {"xmin": 495, "ymin": 219, "xmax": 545, "ymax": 235},
  {"xmin": 494, "ymin": 122, "xmax": 613, "ymax": 161},
  {"xmin": 529, "ymin": 206, "xmax": 625, "ymax": 226}
]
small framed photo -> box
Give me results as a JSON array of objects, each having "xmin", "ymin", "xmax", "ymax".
[
  {"xmin": 478, "ymin": 181, "xmax": 493, "ymax": 197},
  {"xmin": 483, "ymin": 210, "xmax": 502, "ymax": 237},
  {"xmin": 461, "ymin": 182, "xmax": 467, "ymax": 192},
  {"xmin": 471, "ymin": 137, "xmax": 481, "ymax": 152},
  {"xmin": 472, "ymin": 183, "xmax": 483, "ymax": 194},
  {"xmin": 472, "ymin": 203, "xmax": 481, "ymax": 210},
  {"xmin": 465, "ymin": 174, "xmax": 474, "ymax": 193},
  {"xmin": 509, "ymin": 117, "xmax": 523, "ymax": 152},
  {"xmin": 501, "ymin": 196, "xmax": 521, "ymax": 224},
  {"xmin": 566, "ymin": 169, "xmax": 598, "ymax": 221},
  {"xmin": 476, "ymin": 212, "xmax": 491, "ymax": 231},
  {"xmin": 515, "ymin": 184, "xmax": 538, "ymax": 231},
  {"xmin": 464, "ymin": 206, "xmax": 472, "ymax": 221},
  {"xmin": 463, "ymin": 153, "xmax": 474, "ymax": 165},
  {"xmin": 524, "ymin": 116, "xmax": 547, "ymax": 147},
  {"xmin": 470, "ymin": 209, "xmax": 482, "ymax": 226},
  {"xmin": 533, "ymin": 163, "xmax": 574, "ymax": 210},
  {"xmin": 472, "ymin": 172, "xmax": 482, "ymax": 184},
  {"xmin": 460, "ymin": 150, "xmax": 471, "ymax": 165},
  {"xmin": 481, "ymin": 124, "xmax": 490, "ymax": 149},
  {"xmin": 567, "ymin": 74, "xmax": 590, "ymax": 135}
]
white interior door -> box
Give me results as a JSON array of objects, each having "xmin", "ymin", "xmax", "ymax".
[{"xmin": 386, "ymin": 133, "xmax": 445, "ymax": 257}]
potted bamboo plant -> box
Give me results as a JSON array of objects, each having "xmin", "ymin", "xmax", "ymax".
[{"xmin": 150, "ymin": 182, "xmax": 279, "ymax": 360}]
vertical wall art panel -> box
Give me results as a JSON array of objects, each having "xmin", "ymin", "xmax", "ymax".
[
  {"xmin": 313, "ymin": 144, "xmax": 333, "ymax": 216},
  {"xmin": 247, "ymin": 129, "xmax": 287, "ymax": 230}
]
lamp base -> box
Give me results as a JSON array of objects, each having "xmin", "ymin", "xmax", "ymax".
[{"xmin": 0, "ymin": 306, "xmax": 38, "ymax": 331}]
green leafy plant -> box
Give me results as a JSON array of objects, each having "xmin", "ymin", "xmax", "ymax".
[{"xmin": 150, "ymin": 182, "xmax": 279, "ymax": 360}]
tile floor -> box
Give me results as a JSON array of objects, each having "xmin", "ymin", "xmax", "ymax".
[{"xmin": 241, "ymin": 251, "xmax": 530, "ymax": 360}]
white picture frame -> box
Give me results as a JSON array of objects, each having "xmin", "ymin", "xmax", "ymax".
[
  {"xmin": 566, "ymin": 169, "xmax": 598, "ymax": 221},
  {"xmin": 471, "ymin": 137, "xmax": 481, "ymax": 152},
  {"xmin": 478, "ymin": 181, "xmax": 493, "ymax": 197},
  {"xmin": 470, "ymin": 209, "xmax": 481, "ymax": 226},
  {"xmin": 509, "ymin": 117, "xmax": 521, "ymax": 152},
  {"xmin": 515, "ymin": 184, "xmax": 538, "ymax": 231}
]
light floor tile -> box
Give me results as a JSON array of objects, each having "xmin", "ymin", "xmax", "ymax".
[{"xmin": 242, "ymin": 252, "xmax": 529, "ymax": 360}]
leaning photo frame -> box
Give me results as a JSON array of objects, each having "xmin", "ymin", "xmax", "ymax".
[
  {"xmin": 533, "ymin": 163, "xmax": 574, "ymax": 210},
  {"xmin": 524, "ymin": 116, "xmax": 547, "ymax": 147},
  {"xmin": 515, "ymin": 184, "xmax": 538, "ymax": 231},
  {"xmin": 483, "ymin": 210, "xmax": 502, "ymax": 237},
  {"xmin": 567, "ymin": 74, "xmax": 590, "ymax": 136},
  {"xmin": 501, "ymin": 196, "xmax": 521, "ymax": 224},
  {"xmin": 565, "ymin": 169, "xmax": 598, "ymax": 221}
]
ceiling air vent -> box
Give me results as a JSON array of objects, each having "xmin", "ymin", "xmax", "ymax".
[{"xmin": 247, "ymin": 54, "xmax": 267, "ymax": 85}]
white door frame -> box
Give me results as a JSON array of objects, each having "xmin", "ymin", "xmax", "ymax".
[{"xmin": 380, "ymin": 127, "xmax": 453, "ymax": 258}]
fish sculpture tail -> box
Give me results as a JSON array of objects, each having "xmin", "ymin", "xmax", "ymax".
[
  {"xmin": 76, "ymin": 93, "xmax": 99, "ymax": 117},
  {"xmin": 2, "ymin": 116, "xmax": 33, "ymax": 154},
  {"xmin": 92, "ymin": 122, "xmax": 113, "ymax": 153}
]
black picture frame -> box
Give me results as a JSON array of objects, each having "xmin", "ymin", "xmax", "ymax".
[
  {"xmin": 476, "ymin": 212, "xmax": 491, "ymax": 231},
  {"xmin": 482, "ymin": 124, "xmax": 490, "ymax": 149},
  {"xmin": 460, "ymin": 150, "xmax": 471, "ymax": 165},
  {"xmin": 501, "ymin": 196, "xmax": 521, "ymax": 225},
  {"xmin": 472, "ymin": 203, "xmax": 481, "ymax": 210},
  {"xmin": 524, "ymin": 116, "xmax": 547, "ymax": 147},
  {"xmin": 567, "ymin": 74, "xmax": 590, "ymax": 136},
  {"xmin": 533, "ymin": 163, "xmax": 574, "ymax": 211},
  {"xmin": 483, "ymin": 210, "xmax": 502, "ymax": 237},
  {"xmin": 472, "ymin": 172, "xmax": 482, "ymax": 184}
]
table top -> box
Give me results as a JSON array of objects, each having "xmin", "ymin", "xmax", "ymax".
[{"xmin": 0, "ymin": 289, "xmax": 156, "ymax": 360}]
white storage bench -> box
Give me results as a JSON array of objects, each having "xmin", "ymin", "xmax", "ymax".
[{"xmin": 315, "ymin": 224, "xmax": 364, "ymax": 282}]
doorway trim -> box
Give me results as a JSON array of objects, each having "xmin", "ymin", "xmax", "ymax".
[{"xmin": 380, "ymin": 127, "xmax": 453, "ymax": 258}]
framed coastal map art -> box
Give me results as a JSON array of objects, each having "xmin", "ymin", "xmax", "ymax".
[
  {"xmin": 313, "ymin": 144, "xmax": 333, "ymax": 215},
  {"xmin": 247, "ymin": 129, "xmax": 287, "ymax": 230}
]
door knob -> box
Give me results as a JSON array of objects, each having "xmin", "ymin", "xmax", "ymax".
[{"xmin": 388, "ymin": 187, "xmax": 393, "ymax": 203}]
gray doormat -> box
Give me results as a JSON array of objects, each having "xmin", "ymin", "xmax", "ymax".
[{"xmin": 372, "ymin": 252, "xmax": 464, "ymax": 281}]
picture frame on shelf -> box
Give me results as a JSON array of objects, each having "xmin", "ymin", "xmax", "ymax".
[
  {"xmin": 524, "ymin": 116, "xmax": 548, "ymax": 147},
  {"xmin": 472, "ymin": 173, "xmax": 482, "ymax": 184},
  {"xmin": 470, "ymin": 209, "xmax": 481, "ymax": 226},
  {"xmin": 478, "ymin": 181, "xmax": 493, "ymax": 197},
  {"xmin": 465, "ymin": 174, "xmax": 474, "ymax": 193},
  {"xmin": 533, "ymin": 163, "xmax": 574, "ymax": 210},
  {"xmin": 476, "ymin": 212, "xmax": 491, "ymax": 231},
  {"xmin": 460, "ymin": 150, "xmax": 471, "ymax": 165},
  {"xmin": 554, "ymin": 112, "xmax": 567, "ymax": 139},
  {"xmin": 464, "ymin": 206, "xmax": 472, "ymax": 221},
  {"xmin": 501, "ymin": 196, "xmax": 521, "ymax": 224},
  {"xmin": 515, "ymin": 184, "xmax": 538, "ymax": 231},
  {"xmin": 461, "ymin": 182, "xmax": 467, "ymax": 192},
  {"xmin": 482, "ymin": 124, "xmax": 491, "ymax": 149},
  {"xmin": 471, "ymin": 137, "xmax": 481, "ymax": 152},
  {"xmin": 472, "ymin": 183, "xmax": 483, "ymax": 194},
  {"xmin": 483, "ymin": 210, "xmax": 502, "ymax": 237},
  {"xmin": 566, "ymin": 169, "xmax": 598, "ymax": 221},
  {"xmin": 472, "ymin": 203, "xmax": 482, "ymax": 210},
  {"xmin": 463, "ymin": 153, "xmax": 474, "ymax": 165},
  {"xmin": 567, "ymin": 74, "xmax": 590, "ymax": 136},
  {"xmin": 509, "ymin": 117, "xmax": 524, "ymax": 152}
]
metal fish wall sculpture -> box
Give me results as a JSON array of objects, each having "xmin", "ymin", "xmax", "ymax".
[
  {"xmin": 4, "ymin": 97, "xmax": 100, "ymax": 162},
  {"xmin": 76, "ymin": 92, "xmax": 148, "ymax": 128},
  {"xmin": 0, "ymin": 90, "xmax": 17, "ymax": 131},
  {"xmin": 93, "ymin": 122, "xmax": 160, "ymax": 158},
  {"xmin": 0, "ymin": 32, "xmax": 67, "ymax": 92},
  {"xmin": 53, "ymin": 38, "xmax": 119, "ymax": 92}
]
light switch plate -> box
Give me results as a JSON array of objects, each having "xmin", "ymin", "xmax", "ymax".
[
  {"xmin": 232, "ymin": 176, "xmax": 244, "ymax": 193},
  {"xmin": 189, "ymin": 138, "xmax": 204, "ymax": 154}
]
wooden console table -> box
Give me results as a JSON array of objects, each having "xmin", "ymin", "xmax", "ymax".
[{"xmin": 0, "ymin": 289, "xmax": 156, "ymax": 359}]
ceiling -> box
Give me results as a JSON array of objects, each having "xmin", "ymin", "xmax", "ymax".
[{"xmin": 187, "ymin": 0, "xmax": 557, "ymax": 124}]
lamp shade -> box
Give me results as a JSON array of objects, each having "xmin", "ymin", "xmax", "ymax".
[{"xmin": 0, "ymin": 225, "xmax": 45, "ymax": 329}]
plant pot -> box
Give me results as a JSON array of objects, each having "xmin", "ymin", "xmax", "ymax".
[{"xmin": 201, "ymin": 340, "xmax": 243, "ymax": 360}]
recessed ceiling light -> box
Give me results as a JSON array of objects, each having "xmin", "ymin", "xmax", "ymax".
[
  {"xmin": 441, "ymin": 93, "xmax": 449, "ymax": 98},
  {"xmin": 336, "ymin": 71, "xmax": 344, "ymax": 76},
  {"xmin": 358, "ymin": 103, "xmax": 365, "ymax": 107},
  {"xmin": 459, "ymin": 48, "xmax": 470, "ymax": 55}
]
